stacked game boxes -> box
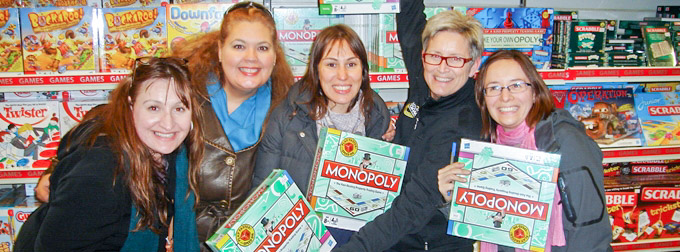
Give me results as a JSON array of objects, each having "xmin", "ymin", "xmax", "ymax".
[
  {"xmin": 20, "ymin": 7, "xmax": 97, "ymax": 75},
  {"xmin": 318, "ymin": 0, "xmax": 399, "ymax": 15},
  {"xmin": 0, "ymin": 8, "xmax": 22, "ymax": 76},
  {"xmin": 634, "ymin": 91, "xmax": 680, "ymax": 147},
  {"xmin": 657, "ymin": 6, "xmax": 680, "ymax": 18},
  {"xmin": 206, "ymin": 169, "xmax": 336, "ymax": 252},
  {"xmin": 447, "ymin": 139, "xmax": 561, "ymax": 251},
  {"xmin": 604, "ymin": 159, "xmax": 680, "ymax": 177},
  {"xmin": 567, "ymin": 20, "xmax": 607, "ymax": 67},
  {"xmin": 550, "ymin": 10, "xmax": 577, "ymax": 69},
  {"xmin": 166, "ymin": 3, "xmax": 231, "ymax": 53},
  {"xmin": 460, "ymin": 7, "xmax": 554, "ymax": 69},
  {"xmin": 308, "ymin": 128, "xmax": 409, "ymax": 231}
]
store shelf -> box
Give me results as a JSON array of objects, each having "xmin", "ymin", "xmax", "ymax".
[
  {"xmin": 602, "ymin": 146, "xmax": 680, "ymax": 163},
  {"xmin": 539, "ymin": 67, "xmax": 680, "ymax": 85},
  {"xmin": 0, "ymin": 73, "xmax": 127, "ymax": 92},
  {"xmin": 0, "ymin": 170, "xmax": 43, "ymax": 185},
  {"xmin": 613, "ymin": 238, "xmax": 680, "ymax": 251}
]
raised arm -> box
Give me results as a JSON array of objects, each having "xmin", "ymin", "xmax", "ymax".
[{"xmin": 396, "ymin": 0, "xmax": 427, "ymax": 98}]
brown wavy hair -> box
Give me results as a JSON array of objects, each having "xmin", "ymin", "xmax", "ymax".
[
  {"xmin": 172, "ymin": 1, "xmax": 293, "ymax": 110},
  {"xmin": 474, "ymin": 50, "xmax": 554, "ymax": 142},
  {"xmin": 302, "ymin": 24, "xmax": 373, "ymax": 121},
  {"xmin": 82, "ymin": 57, "xmax": 204, "ymax": 233}
]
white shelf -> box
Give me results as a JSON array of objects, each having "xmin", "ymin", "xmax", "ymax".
[
  {"xmin": 602, "ymin": 146, "xmax": 680, "ymax": 163},
  {"xmin": 0, "ymin": 178, "xmax": 39, "ymax": 185}
]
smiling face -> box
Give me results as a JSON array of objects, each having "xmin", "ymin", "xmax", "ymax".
[
  {"xmin": 483, "ymin": 59, "xmax": 535, "ymax": 131},
  {"xmin": 132, "ymin": 78, "xmax": 192, "ymax": 156},
  {"xmin": 218, "ymin": 21, "xmax": 276, "ymax": 96},
  {"xmin": 319, "ymin": 40, "xmax": 363, "ymax": 113},
  {"xmin": 422, "ymin": 31, "xmax": 480, "ymax": 100}
]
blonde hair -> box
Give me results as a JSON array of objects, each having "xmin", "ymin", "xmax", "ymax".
[{"xmin": 421, "ymin": 10, "xmax": 484, "ymax": 59}]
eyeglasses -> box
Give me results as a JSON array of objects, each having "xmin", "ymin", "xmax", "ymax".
[
  {"xmin": 226, "ymin": 1, "xmax": 272, "ymax": 19},
  {"xmin": 422, "ymin": 53, "xmax": 473, "ymax": 68},
  {"xmin": 131, "ymin": 57, "xmax": 189, "ymax": 84},
  {"xmin": 483, "ymin": 81, "xmax": 532, "ymax": 97}
]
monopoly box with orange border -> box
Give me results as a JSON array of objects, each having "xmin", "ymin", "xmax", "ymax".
[
  {"xmin": 447, "ymin": 138, "xmax": 560, "ymax": 251},
  {"xmin": 206, "ymin": 169, "xmax": 336, "ymax": 252},
  {"xmin": 307, "ymin": 127, "xmax": 409, "ymax": 231},
  {"xmin": 20, "ymin": 7, "xmax": 97, "ymax": 75},
  {"xmin": 605, "ymin": 174, "xmax": 680, "ymax": 250},
  {"xmin": 99, "ymin": 6, "xmax": 167, "ymax": 73}
]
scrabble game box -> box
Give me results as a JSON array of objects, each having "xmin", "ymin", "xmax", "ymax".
[
  {"xmin": 0, "ymin": 101, "xmax": 59, "ymax": 171},
  {"xmin": 642, "ymin": 25, "xmax": 677, "ymax": 67},
  {"xmin": 166, "ymin": 3, "xmax": 231, "ymax": 53},
  {"xmin": 318, "ymin": 0, "xmax": 399, "ymax": 15},
  {"xmin": 99, "ymin": 6, "xmax": 167, "ymax": 73},
  {"xmin": 20, "ymin": 7, "xmax": 97, "ymax": 75},
  {"xmin": 568, "ymin": 20, "xmax": 607, "ymax": 67},
  {"xmin": 0, "ymin": 8, "xmax": 22, "ymax": 76},
  {"xmin": 634, "ymin": 92, "xmax": 680, "ymax": 146},
  {"xmin": 206, "ymin": 169, "xmax": 336, "ymax": 252},
  {"xmin": 447, "ymin": 139, "xmax": 560, "ymax": 251},
  {"xmin": 563, "ymin": 88, "xmax": 643, "ymax": 148},
  {"xmin": 308, "ymin": 127, "xmax": 409, "ymax": 231}
]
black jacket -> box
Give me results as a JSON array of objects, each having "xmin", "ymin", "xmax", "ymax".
[{"xmin": 334, "ymin": 0, "xmax": 483, "ymax": 250}]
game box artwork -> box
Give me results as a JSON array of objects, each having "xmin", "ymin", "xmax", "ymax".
[
  {"xmin": 634, "ymin": 92, "xmax": 680, "ymax": 146},
  {"xmin": 460, "ymin": 7, "xmax": 553, "ymax": 69},
  {"xmin": 58, "ymin": 100, "xmax": 105, "ymax": 134},
  {"xmin": 20, "ymin": 7, "xmax": 96, "ymax": 75},
  {"xmin": 23, "ymin": 0, "xmax": 99, "ymax": 8},
  {"xmin": 101, "ymin": 0, "xmax": 167, "ymax": 8},
  {"xmin": 318, "ymin": 0, "xmax": 399, "ymax": 15},
  {"xmin": 562, "ymin": 88, "xmax": 643, "ymax": 148},
  {"xmin": 0, "ymin": 8, "xmax": 22, "ymax": 76},
  {"xmin": 166, "ymin": 3, "xmax": 231, "ymax": 53},
  {"xmin": 206, "ymin": 169, "xmax": 336, "ymax": 252},
  {"xmin": 308, "ymin": 128, "xmax": 409, "ymax": 231},
  {"xmin": 447, "ymin": 139, "xmax": 561, "ymax": 251},
  {"xmin": 99, "ymin": 6, "xmax": 167, "ymax": 73},
  {"xmin": 0, "ymin": 101, "xmax": 59, "ymax": 173}
]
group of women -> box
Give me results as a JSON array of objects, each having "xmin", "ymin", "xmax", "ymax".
[{"xmin": 15, "ymin": 0, "xmax": 612, "ymax": 251}]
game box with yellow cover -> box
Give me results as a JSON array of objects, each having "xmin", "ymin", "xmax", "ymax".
[
  {"xmin": 20, "ymin": 7, "xmax": 96, "ymax": 75},
  {"xmin": 0, "ymin": 8, "xmax": 22, "ymax": 76},
  {"xmin": 166, "ymin": 3, "xmax": 231, "ymax": 53},
  {"xmin": 99, "ymin": 6, "xmax": 167, "ymax": 73}
]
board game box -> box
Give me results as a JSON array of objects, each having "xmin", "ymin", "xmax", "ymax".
[
  {"xmin": 563, "ymin": 88, "xmax": 643, "ymax": 148},
  {"xmin": 318, "ymin": 0, "xmax": 399, "ymax": 15},
  {"xmin": 308, "ymin": 127, "xmax": 409, "ymax": 231},
  {"xmin": 447, "ymin": 138, "xmax": 561, "ymax": 251},
  {"xmin": 99, "ymin": 6, "xmax": 167, "ymax": 73},
  {"xmin": 206, "ymin": 169, "xmax": 336, "ymax": 252},
  {"xmin": 101, "ymin": 0, "xmax": 168, "ymax": 8},
  {"xmin": 0, "ymin": 8, "xmax": 22, "ymax": 76},
  {"xmin": 0, "ymin": 101, "xmax": 59, "ymax": 173},
  {"xmin": 20, "ymin": 7, "xmax": 97, "ymax": 75},
  {"xmin": 634, "ymin": 92, "xmax": 680, "ymax": 146},
  {"xmin": 166, "ymin": 3, "xmax": 231, "ymax": 53},
  {"xmin": 58, "ymin": 99, "xmax": 106, "ymax": 134},
  {"xmin": 642, "ymin": 25, "xmax": 677, "ymax": 67},
  {"xmin": 567, "ymin": 20, "xmax": 607, "ymax": 67}
]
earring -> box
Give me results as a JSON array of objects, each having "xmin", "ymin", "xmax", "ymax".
[{"xmin": 191, "ymin": 122, "xmax": 194, "ymax": 131}]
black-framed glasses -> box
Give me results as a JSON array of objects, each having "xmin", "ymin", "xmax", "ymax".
[
  {"xmin": 226, "ymin": 1, "xmax": 272, "ymax": 19},
  {"xmin": 422, "ymin": 53, "xmax": 473, "ymax": 68},
  {"xmin": 131, "ymin": 57, "xmax": 189, "ymax": 83},
  {"xmin": 483, "ymin": 81, "xmax": 532, "ymax": 97}
]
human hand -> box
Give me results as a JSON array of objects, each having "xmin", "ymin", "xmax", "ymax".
[
  {"xmin": 437, "ymin": 162, "xmax": 470, "ymax": 202},
  {"xmin": 35, "ymin": 173, "xmax": 51, "ymax": 203},
  {"xmin": 381, "ymin": 119, "xmax": 396, "ymax": 142}
]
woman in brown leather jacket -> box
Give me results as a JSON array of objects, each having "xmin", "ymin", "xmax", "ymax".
[{"xmin": 172, "ymin": 2, "xmax": 294, "ymax": 250}]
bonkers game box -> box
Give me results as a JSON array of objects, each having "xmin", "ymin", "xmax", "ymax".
[
  {"xmin": 99, "ymin": 7, "xmax": 167, "ymax": 73},
  {"xmin": 0, "ymin": 101, "xmax": 59, "ymax": 174},
  {"xmin": 562, "ymin": 88, "xmax": 643, "ymax": 148},
  {"xmin": 166, "ymin": 3, "xmax": 231, "ymax": 53},
  {"xmin": 461, "ymin": 7, "xmax": 553, "ymax": 69},
  {"xmin": 447, "ymin": 139, "xmax": 560, "ymax": 251},
  {"xmin": 308, "ymin": 127, "xmax": 409, "ymax": 231},
  {"xmin": 0, "ymin": 8, "xmax": 22, "ymax": 76},
  {"xmin": 206, "ymin": 169, "xmax": 336, "ymax": 252},
  {"xmin": 20, "ymin": 7, "xmax": 96, "ymax": 75},
  {"xmin": 634, "ymin": 92, "xmax": 680, "ymax": 146}
]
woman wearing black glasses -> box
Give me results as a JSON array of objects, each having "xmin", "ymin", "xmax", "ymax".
[
  {"xmin": 171, "ymin": 1, "xmax": 294, "ymax": 249},
  {"xmin": 17, "ymin": 57, "xmax": 204, "ymax": 252}
]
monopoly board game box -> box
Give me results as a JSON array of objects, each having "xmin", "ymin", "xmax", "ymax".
[
  {"xmin": 0, "ymin": 8, "xmax": 23, "ymax": 76},
  {"xmin": 308, "ymin": 127, "xmax": 409, "ymax": 231},
  {"xmin": 166, "ymin": 3, "xmax": 231, "ymax": 53},
  {"xmin": 563, "ymin": 88, "xmax": 643, "ymax": 148},
  {"xmin": 318, "ymin": 0, "xmax": 399, "ymax": 15},
  {"xmin": 20, "ymin": 7, "xmax": 97, "ymax": 75},
  {"xmin": 99, "ymin": 7, "xmax": 167, "ymax": 73},
  {"xmin": 634, "ymin": 92, "xmax": 680, "ymax": 146},
  {"xmin": 447, "ymin": 138, "xmax": 560, "ymax": 251},
  {"xmin": 605, "ymin": 174, "xmax": 680, "ymax": 251},
  {"xmin": 206, "ymin": 169, "xmax": 336, "ymax": 252},
  {"xmin": 0, "ymin": 101, "xmax": 59, "ymax": 172}
]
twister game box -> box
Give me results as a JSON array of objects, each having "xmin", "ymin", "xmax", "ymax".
[
  {"xmin": 462, "ymin": 7, "xmax": 553, "ymax": 69},
  {"xmin": 20, "ymin": 7, "xmax": 96, "ymax": 75},
  {"xmin": 447, "ymin": 139, "xmax": 560, "ymax": 251},
  {"xmin": 564, "ymin": 88, "xmax": 643, "ymax": 148},
  {"xmin": 0, "ymin": 9, "xmax": 22, "ymax": 76},
  {"xmin": 58, "ymin": 100, "xmax": 105, "ymax": 134},
  {"xmin": 0, "ymin": 101, "xmax": 59, "ymax": 173},
  {"xmin": 206, "ymin": 169, "xmax": 336, "ymax": 252},
  {"xmin": 634, "ymin": 92, "xmax": 680, "ymax": 146},
  {"xmin": 99, "ymin": 7, "xmax": 167, "ymax": 73},
  {"xmin": 308, "ymin": 127, "xmax": 409, "ymax": 231},
  {"xmin": 166, "ymin": 3, "xmax": 231, "ymax": 53}
]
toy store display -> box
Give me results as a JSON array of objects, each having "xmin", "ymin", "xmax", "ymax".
[
  {"xmin": 166, "ymin": 3, "xmax": 231, "ymax": 52},
  {"xmin": 0, "ymin": 9, "xmax": 23, "ymax": 76}
]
